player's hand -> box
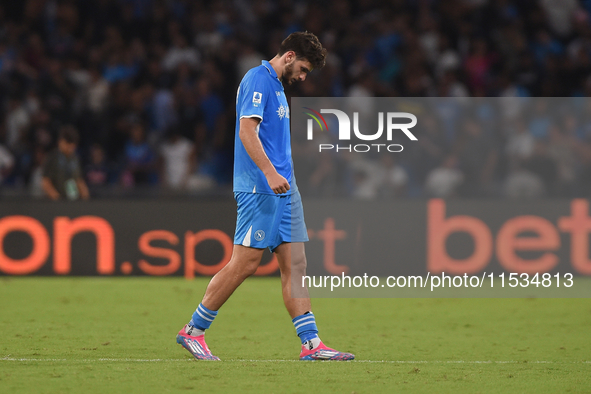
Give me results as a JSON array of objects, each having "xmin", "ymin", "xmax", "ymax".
[{"xmin": 266, "ymin": 171, "xmax": 290, "ymax": 194}]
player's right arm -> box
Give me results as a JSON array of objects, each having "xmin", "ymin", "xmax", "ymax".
[{"xmin": 239, "ymin": 117, "xmax": 290, "ymax": 194}]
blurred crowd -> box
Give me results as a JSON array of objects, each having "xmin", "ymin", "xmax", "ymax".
[{"xmin": 1, "ymin": 0, "xmax": 591, "ymax": 199}]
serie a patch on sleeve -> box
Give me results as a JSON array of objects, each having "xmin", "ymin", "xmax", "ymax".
[{"xmin": 253, "ymin": 92, "xmax": 262, "ymax": 106}]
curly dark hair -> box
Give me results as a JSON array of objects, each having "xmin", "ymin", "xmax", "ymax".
[{"xmin": 278, "ymin": 31, "xmax": 327, "ymax": 70}]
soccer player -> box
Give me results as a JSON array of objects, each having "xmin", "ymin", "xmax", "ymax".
[{"xmin": 176, "ymin": 32, "xmax": 354, "ymax": 361}]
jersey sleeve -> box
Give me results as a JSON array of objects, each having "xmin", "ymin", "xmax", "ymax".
[{"xmin": 237, "ymin": 71, "xmax": 268, "ymax": 121}]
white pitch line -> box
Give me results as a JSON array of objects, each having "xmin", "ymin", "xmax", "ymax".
[{"xmin": 0, "ymin": 357, "xmax": 589, "ymax": 364}]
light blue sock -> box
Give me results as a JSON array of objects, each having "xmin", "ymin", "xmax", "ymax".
[
  {"xmin": 189, "ymin": 303, "xmax": 218, "ymax": 331},
  {"xmin": 292, "ymin": 312, "xmax": 319, "ymax": 344}
]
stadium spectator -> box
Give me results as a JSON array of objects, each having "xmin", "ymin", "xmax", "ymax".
[
  {"xmin": 27, "ymin": 108, "xmax": 56, "ymax": 152},
  {"xmin": 28, "ymin": 146, "xmax": 46, "ymax": 198},
  {"xmin": 504, "ymin": 162, "xmax": 546, "ymax": 198},
  {"xmin": 41, "ymin": 125, "xmax": 89, "ymax": 201},
  {"xmin": 163, "ymin": 35, "xmax": 200, "ymax": 71},
  {"xmin": 85, "ymin": 143, "xmax": 111, "ymax": 193},
  {"xmin": 547, "ymin": 125, "xmax": 577, "ymax": 196},
  {"xmin": 347, "ymin": 157, "xmax": 384, "ymax": 200},
  {"xmin": 526, "ymin": 141, "xmax": 558, "ymax": 194},
  {"xmin": 0, "ymin": 141, "xmax": 14, "ymax": 185},
  {"xmin": 122, "ymin": 122, "xmax": 157, "ymax": 186},
  {"xmin": 377, "ymin": 155, "xmax": 408, "ymax": 198},
  {"xmin": 425, "ymin": 155, "xmax": 464, "ymax": 198},
  {"xmin": 159, "ymin": 128, "xmax": 195, "ymax": 190},
  {"xmin": 5, "ymin": 96, "xmax": 31, "ymax": 151},
  {"xmin": 464, "ymin": 38, "xmax": 496, "ymax": 93},
  {"xmin": 505, "ymin": 119, "xmax": 535, "ymax": 162},
  {"xmin": 540, "ymin": 0, "xmax": 579, "ymax": 37},
  {"xmin": 85, "ymin": 67, "xmax": 109, "ymax": 115},
  {"xmin": 456, "ymin": 118, "xmax": 498, "ymax": 197}
]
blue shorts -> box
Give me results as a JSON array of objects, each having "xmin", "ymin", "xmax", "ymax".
[{"xmin": 233, "ymin": 191, "xmax": 309, "ymax": 252}]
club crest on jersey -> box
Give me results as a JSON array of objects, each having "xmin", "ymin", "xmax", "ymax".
[{"xmin": 253, "ymin": 92, "xmax": 262, "ymax": 106}]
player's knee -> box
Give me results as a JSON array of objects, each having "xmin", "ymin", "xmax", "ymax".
[
  {"xmin": 243, "ymin": 265, "xmax": 258, "ymax": 277},
  {"xmin": 242, "ymin": 258, "xmax": 261, "ymax": 277},
  {"xmin": 291, "ymin": 255, "xmax": 307, "ymax": 274}
]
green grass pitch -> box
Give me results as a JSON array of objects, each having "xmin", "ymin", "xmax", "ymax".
[{"xmin": 1, "ymin": 277, "xmax": 590, "ymax": 393}]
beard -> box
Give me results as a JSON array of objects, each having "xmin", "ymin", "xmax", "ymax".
[{"xmin": 283, "ymin": 62, "xmax": 297, "ymax": 85}]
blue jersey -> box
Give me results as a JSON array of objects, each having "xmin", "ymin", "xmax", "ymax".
[{"xmin": 234, "ymin": 60, "xmax": 297, "ymax": 195}]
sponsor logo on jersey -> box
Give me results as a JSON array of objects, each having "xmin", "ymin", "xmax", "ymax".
[{"xmin": 277, "ymin": 104, "xmax": 289, "ymax": 120}]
